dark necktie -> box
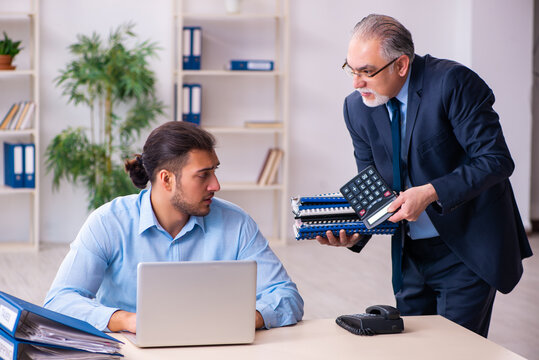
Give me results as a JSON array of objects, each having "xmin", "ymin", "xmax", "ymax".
[{"xmin": 388, "ymin": 98, "xmax": 404, "ymax": 293}]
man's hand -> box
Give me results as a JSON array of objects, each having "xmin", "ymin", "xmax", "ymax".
[
  {"xmin": 108, "ymin": 310, "xmax": 136, "ymax": 333},
  {"xmin": 256, "ymin": 311, "xmax": 265, "ymax": 329},
  {"xmin": 314, "ymin": 229, "xmax": 361, "ymax": 248},
  {"xmin": 387, "ymin": 183, "xmax": 438, "ymax": 222}
]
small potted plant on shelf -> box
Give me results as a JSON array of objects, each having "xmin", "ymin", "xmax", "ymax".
[{"xmin": 0, "ymin": 32, "xmax": 23, "ymax": 70}]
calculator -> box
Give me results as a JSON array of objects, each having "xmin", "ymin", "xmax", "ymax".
[{"xmin": 340, "ymin": 165, "xmax": 397, "ymax": 229}]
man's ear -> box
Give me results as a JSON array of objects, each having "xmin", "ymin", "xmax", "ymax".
[
  {"xmin": 157, "ymin": 169, "xmax": 175, "ymax": 191},
  {"xmin": 396, "ymin": 55, "xmax": 410, "ymax": 77}
]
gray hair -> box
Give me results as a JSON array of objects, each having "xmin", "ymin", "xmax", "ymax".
[{"xmin": 352, "ymin": 14, "xmax": 415, "ymax": 63}]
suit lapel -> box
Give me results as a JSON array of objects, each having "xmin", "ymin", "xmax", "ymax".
[{"xmin": 403, "ymin": 56, "xmax": 425, "ymax": 161}]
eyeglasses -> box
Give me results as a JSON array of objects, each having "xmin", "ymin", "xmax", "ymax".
[{"xmin": 342, "ymin": 56, "xmax": 399, "ymax": 79}]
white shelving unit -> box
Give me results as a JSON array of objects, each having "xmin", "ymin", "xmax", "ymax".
[
  {"xmin": 0, "ymin": 0, "xmax": 40, "ymax": 251},
  {"xmin": 173, "ymin": 0, "xmax": 290, "ymax": 244}
]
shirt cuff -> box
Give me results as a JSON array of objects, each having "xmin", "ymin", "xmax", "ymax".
[
  {"xmin": 256, "ymin": 301, "xmax": 279, "ymax": 330},
  {"xmin": 94, "ymin": 306, "xmax": 121, "ymax": 332},
  {"xmin": 347, "ymin": 235, "xmax": 371, "ymax": 253}
]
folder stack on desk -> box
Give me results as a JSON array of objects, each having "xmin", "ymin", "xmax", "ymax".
[
  {"xmin": 0, "ymin": 291, "xmax": 123, "ymax": 359},
  {"xmin": 291, "ymin": 193, "xmax": 397, "ymax": 240}
]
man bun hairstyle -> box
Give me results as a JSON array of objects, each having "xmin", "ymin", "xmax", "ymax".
[
  {"xmin": 124, "ymin": 121, "xmax": 216, "ymax": 189},
  {"xmin": 352, "ymin": 14, "xmax": 415, "ymax": 63}
]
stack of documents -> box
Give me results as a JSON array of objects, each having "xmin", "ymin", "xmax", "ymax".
[
  {"xmin": 0, "ymin": 291, "xmax": 122, "ymax": 359},
  {"xmin": 291, "ymin": 193, "xmax": 397, "ymax": 240}
]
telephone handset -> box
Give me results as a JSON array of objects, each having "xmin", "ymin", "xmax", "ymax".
[{"xmin": 335, "ymin": 305, "xmax": 404, "ymax": 335}]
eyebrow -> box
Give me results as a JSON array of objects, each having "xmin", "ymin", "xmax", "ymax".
[
  {"xmin": 345, "ymin": 60, "xmax": 374, "ymax": 72},
  {"xmin": 196, "ymin": 162, "xmax": 220, "ymax": 173},
  {"xmin": 353, "ymin": 63, "xmax": 374, "ymax": 71}
]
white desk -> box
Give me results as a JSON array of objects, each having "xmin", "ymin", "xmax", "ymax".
[{"xmin": 112, "ymin": 316, "xmax": 525, "ymax": 359}]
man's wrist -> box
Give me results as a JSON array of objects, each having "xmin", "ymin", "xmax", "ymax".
[
  {"xmin": 108, "ymin": 310, "xmax": 135, "ymax": 332},
  {"xmin": 425, "ymin": 183, "xmax": 439, "ymax": 203}
]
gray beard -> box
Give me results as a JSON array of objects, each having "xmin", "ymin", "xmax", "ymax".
[{"xmin": 356, "ymin": 88, "xmax": 390, "ymax": 107}]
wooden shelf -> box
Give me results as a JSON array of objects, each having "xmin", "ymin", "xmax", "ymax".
[
  {"xmin": 0, "ymin": 69, "xmax": 36, "ymax": 77},
  {"xmin": 0, "ymin": 12, "xmax": 35, "ymax": 18},
  {"xmin": 0, "ymin": 128, "xmax": 37, "ymax": 136},
  {"xmin": 177, "ymin": 13, "xmax": 281, "ymax": 21},
  {"xmin": 203, "ymin": 126, "xmax": 283, "ymax": 134},
  {"xmin": 219, "ymin": 182, "xmax": 283, "ymax": 191},
  {"xmin": 0, "ymin": 0, "xmax": 40, "ymax": 251},
  {"xmin": 178, "ymin": 69, "xmax": 281, "ymax": 77},
  {"xmin": 174, "ymin": 0, "xmax": 290, "ymax": 245},
  {"xmin": 0, "ymin": 185, "xmax": 35, "ymax": 195}
]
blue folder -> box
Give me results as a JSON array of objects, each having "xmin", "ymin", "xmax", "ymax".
[
  {"xmin": 182, "ymin": 26, "xmax": 201, "ymax": 70},
  {"xmin": 0, "ymin": 291, "xmax": 122, "ymax": 354},
  {"xmin": 23, "ymin": 143, "xmax": 35, "ymax": 188},
  {"xmin": 230, "ymin": 59, "xmax": 274, "ymax": 71},
  {"xmin": 0, "ymin": 327, "xmax": 122, "ymax": 359},
  {"xmin": 182, "ymin": 84, "xmax": 201, "ymax": 125},
  {"xmin": 3, "ymin": 142, "xmax": 24, "ymax": 188}
]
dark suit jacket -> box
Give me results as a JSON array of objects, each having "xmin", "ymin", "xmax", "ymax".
[{"xmin": 343, "ymin": 54, "xmax": 532, "ymax": 294}]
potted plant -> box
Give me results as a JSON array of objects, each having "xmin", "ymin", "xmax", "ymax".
[
  {"xmin": 0, "ymin": 31, "xmax": 23, "ymax": 70},
  {"xmin": 46, "ymin": 23, "xmax": 165, "ymax": 209}
]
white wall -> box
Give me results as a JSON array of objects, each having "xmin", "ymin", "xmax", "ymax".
[
  {"xmin": 288, "ymin": 0, "xmax": 533, "ymax": 232},
  {"xmin": 29, "ymin": 0, "xmax": 533, "ymax": 243}
]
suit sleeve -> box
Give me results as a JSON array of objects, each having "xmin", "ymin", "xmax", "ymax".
[{"xmin": 430, "ymin": 66, "xmax": 515, "ymax": 214}]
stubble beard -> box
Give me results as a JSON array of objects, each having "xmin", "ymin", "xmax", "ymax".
[{"xmin": 171, "ymin": 184, "xmax": 211, "ymax": 217}]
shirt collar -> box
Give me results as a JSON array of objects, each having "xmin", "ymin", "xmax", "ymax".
[
  {"xmin": 395, "ymin": 65, "xmax": 411, "ymax": 105},
  {"xmin": 138, "ymin": 188, "xmax": 157, "ymax": 235},
  {"xmin": 138, "ymin": 187, "xmax": 207, "ymax": 236}
]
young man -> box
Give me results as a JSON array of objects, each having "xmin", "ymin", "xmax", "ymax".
[
  {"xmin": 44, "ymin": 121, "xmax": 303, "ymax": 332},
  {"xmin": 317, "ymin": 14, "xmax": 532, "ymax": 337}
]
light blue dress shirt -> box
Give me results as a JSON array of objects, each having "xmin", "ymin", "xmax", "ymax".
[
  {"xmin": 385, "ymin": 68, "xmax": 440, "ymax": 240},
  {"xmin": 44, "ymin": 189, "xmax": 304, "ymax": 331}
]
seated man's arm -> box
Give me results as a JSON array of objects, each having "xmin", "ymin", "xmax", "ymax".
[
  {"xmin": 238, "ymin": 218, "xmax": 304, "ymax": 329},
  {"xmin": 44, "ymin": 214, "xmax": 121, "ymax": 332}
]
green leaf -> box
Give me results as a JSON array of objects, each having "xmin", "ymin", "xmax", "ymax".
[{"xmin": 47, "ymin": 22, "xmax": 164, "ymax": 209}]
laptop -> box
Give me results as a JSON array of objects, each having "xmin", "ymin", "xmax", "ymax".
[{"xmin": 124, "ymin": 260, "xmax": 257, "ymax": 347}]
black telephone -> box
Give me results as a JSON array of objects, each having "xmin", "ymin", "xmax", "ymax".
[{"xmin": 335, "ymin": 305, "xmax": 404, "ymax": 336}]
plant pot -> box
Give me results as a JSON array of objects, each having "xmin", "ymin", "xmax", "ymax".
[{"xmin": 0, "ymin": 55, "xmax": 15, "ymax": 70}]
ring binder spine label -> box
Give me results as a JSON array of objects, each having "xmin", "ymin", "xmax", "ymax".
[
  {"xmin": 0, "ymin": 304, "xmax": 17, "ymax": 333},
  {"xmin": 0, "ymin": 334, "xmax": 14, "ymax": 360}
]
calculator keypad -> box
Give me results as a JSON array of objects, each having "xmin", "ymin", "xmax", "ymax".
[{"xmin": 340, "ymin": 166, "xmax": 397, "ymax": 229}]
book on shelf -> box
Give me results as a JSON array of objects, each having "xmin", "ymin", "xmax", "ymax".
[
  {"xmin": 244, "ymin": 121, "xmax": 283, "ymax": 129},
  {"xmin": 256, "ymin": 148, "xmax": 274, "ymax": 185},
  {"xmin": 13, "ymin": 102, "xmax": 31, "ymax": 130},
  {"xmin": 0, "ymin": 103, "xmax": 20, "ymax": 130},
  {"xmin": 18, "ymin": 102, "xmax": 36, "ymax": 130},
  {"xmin": 256, "ymin": 148, "xmax": 284, "ymax": 186},
  {"xmin": 0, "ymin": 291, "xmax": 123, "ymax": 359},
  {"xmin": 0, "ymin": 101, "xmax": 36, "ymax": 131},
  {"xmin": 265, "ymin": 148, "xmax": 283, "ymax": 185}
]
